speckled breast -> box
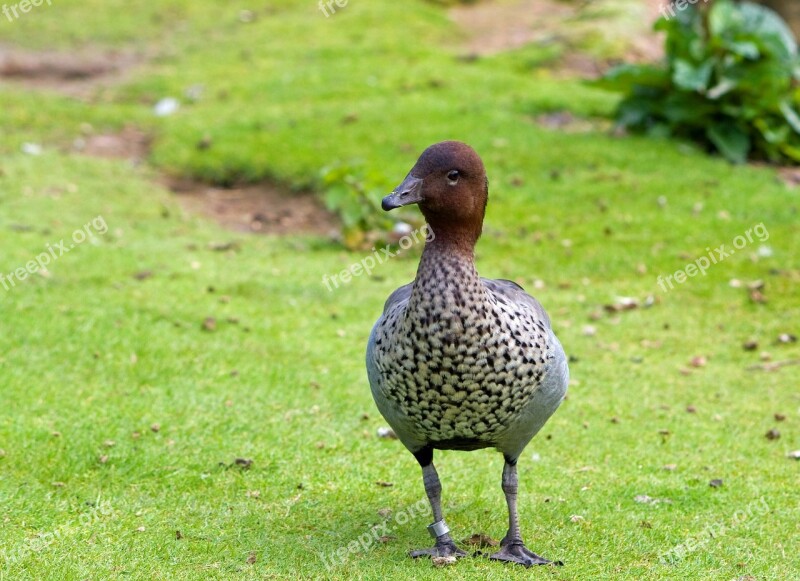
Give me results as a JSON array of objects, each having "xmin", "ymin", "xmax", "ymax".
[{"xmin": 373, "ymin": 281, "xmax": 553, "ymax": 448}]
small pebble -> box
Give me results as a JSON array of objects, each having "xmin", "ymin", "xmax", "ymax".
[
  {"xmin": 154, "ymin": 97, "xmax": 180, "ymax": 117},
  {"xmin": 22, "ymin": 143, "xmax": 43, "ymax": 155},
  {"xmin": 690, "ymin": 356, "xmax": 707, "ymax": 368},
  {"xmin": 377, "ymin": 427, "xmax": 397, "ymax": 439}
]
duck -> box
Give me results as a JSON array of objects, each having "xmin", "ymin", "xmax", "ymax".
[{"xmin": 366, "ymin": 141, "xmax": 569, "ymax": 567}]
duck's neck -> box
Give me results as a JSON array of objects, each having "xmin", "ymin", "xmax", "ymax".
[
  {"xmin": 423, "ymin": 215, "xmax": 482, "ymax": 257},
  {"xmin": 406, "ymin": 227, "xmax": 483, "ymax": 314}
]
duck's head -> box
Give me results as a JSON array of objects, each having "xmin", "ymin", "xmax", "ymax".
[{"xmin": 382, "ymin": 141, "xmax": 488, "ymax": 247}]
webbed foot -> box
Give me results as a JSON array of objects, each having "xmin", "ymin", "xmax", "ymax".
[
  {"xmin": 489, "ymin": 540, "xmax": 562, "ymax": 567},
  {"xmin": 410, "ymin": 539, "xmax": 467, "ymax": 559}
]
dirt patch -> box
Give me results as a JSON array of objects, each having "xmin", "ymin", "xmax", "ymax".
[
  {"xmin": 73, "ymin": 126, "xmax": 152, "ymax": 162},
  {"xmin": 450, "ymin": 0, "xmax": 574, "ymax": 56},
  {"xmin": 533, "ymin": 110, "xmax": 610, "ymax": 132},
  {"xmin": 449, "ymin": 0, "xmax": 665, "ymax": 75},
  {"xmin": 66, "ymin": 126, "xmax": 337, "ymax": 237},
  {"xmin": 628, "ymin": 0, "xmax": 667, "ymax": 62},
  {"xmin": 777, "ymin": 166, "xmax": 800, "ymax": 188},
  {"xmin": 0, "ymin": 46, "xmax": 140, "ymax": 98},
  {"xmin": 63, "ymin": 123, "xmax": 336, "ymax": 236},
  {"xmin": 166, "ymin": 177, "xmax": 339, "ymax": 237}
]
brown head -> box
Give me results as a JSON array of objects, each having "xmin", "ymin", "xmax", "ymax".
[{"xmin": 382, "ymin": 141, "xmax": 488, "ymax": 251}]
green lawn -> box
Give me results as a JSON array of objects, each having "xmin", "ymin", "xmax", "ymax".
[{"xmin": 1, "ymin": 1, "xmax": 799, "ymax": 579}]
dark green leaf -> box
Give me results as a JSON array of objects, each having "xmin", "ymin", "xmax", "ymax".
[
  {"xmin": 779, "ymin": 101, "xmax": 800, "ymax": 135},
  {"xmin": 707, "ymin": 123, "xmax": 751, "ymax": 163},
  {"xmin": 721, "ymin": 40, "xmax": 760, "ymax": 60},
  {"xmin": 673, "ymin": 59, "xmax": 713, "ymax": 92},
  {"xmin": 780, "ymin": 142, "xmax": 800, "ymax": 162},
  {"xmin": 592, "ymin": 64, "xmax": 670, "ymax": 92},
  {"xmin": 738, "ymin": 2, "xmax": 797, "ymax": 60}
]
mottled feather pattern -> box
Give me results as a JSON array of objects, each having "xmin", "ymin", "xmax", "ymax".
[{"xmin": 370, "ymin": 252, "xmax": 560, "ymax": 450}]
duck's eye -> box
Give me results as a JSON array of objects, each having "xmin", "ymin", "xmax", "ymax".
[{"xmin": 447, "ymin": 170, "xmax": 460, "ymax": 185}]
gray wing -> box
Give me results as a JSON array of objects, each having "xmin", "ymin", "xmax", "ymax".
[
  {"xmin": 365, "ymin": 282, "xmax": 411, "ymax": 401},
  {"xmin": 366, "ymin": 282, "xmax": 426, "ymax": 452},
  {"xmin": 380, "ymin": 282, "xmax": 413, "ymax": 315},
  {"xmin": 482, "ymin": 278, "xmax": 552, "ymax": 328}
]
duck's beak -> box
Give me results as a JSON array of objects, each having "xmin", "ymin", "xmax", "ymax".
[{"xmin": 382, "ymin": 175, "xmax": 423, "ymax": 211}]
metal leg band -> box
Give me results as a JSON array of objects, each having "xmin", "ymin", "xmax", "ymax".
[{"xmin": 427, "ymin": 519, "xmax": 450, "ymax": 538}]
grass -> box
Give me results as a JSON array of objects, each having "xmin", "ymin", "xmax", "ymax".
[{"xmin": 1, "ymin": 1, "xmax": 799, "ymax": 579}]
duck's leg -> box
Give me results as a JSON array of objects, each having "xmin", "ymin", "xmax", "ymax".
[
  {"xmin": 409, "ymin": 448, "xmax": 466, "ymax": 559},
  {"xmin": 489, "ymin": 458, "xmax": 561, "ymax": 567}
]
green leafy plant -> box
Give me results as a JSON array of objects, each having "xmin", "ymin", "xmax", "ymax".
[
  {"xmin": 320, "ymin": 162, "xmax": 421, "ymax": 250},
  {"xmin": 594, "ymin": 0, "xmax": 800, "ymax": 163}
]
